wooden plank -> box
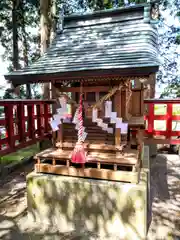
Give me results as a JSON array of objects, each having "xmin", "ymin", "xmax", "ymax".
[
  {"xmin": 36, "ymin": 104, "xmax": 43, "ymax": 138},
  {"xmin": 44, "ymin": 103, "xmax": 50, "ymax": 133},
  {"xmin": 61, "ymin": 142, "xmax": 127, "ymax": 151},
  {"xmin": 57, "ymin": 123, "xmax": 63, "ymax": 149},
  {"xmin": 140, "ymin": 85, "xmax": 144, "ymax": 116},
  {"xmin": 144, "ymin": 99, "xmax": 180, "ymax": 104},
  {"xmin": 115, "ymin": 128, "xmax": 121, "ymax": 147},
  {"xmin": 58, "ymin": 86, "xmax": 109, "ymax": 93},
  {"xmin": 127, "ymin": 116, "xmax": 145, "ymax": 127},
  {"xmin": 35, "ymin": 147, "xmax": 138, "ymax": 165},
  {"xmin": 166, "ymin": 103, "xmax": 172, "ymax": 139},
  {"xmin": 27, "ymin": 104, "xmax": 35, "ymax": 140},
  {"xmin": 35, "ymin": 164, "xmax": 139, "ymax": 183},
  {"xmin": 4, "ymin": 105, "xmax": 14, "ymax": 149},
  {"xmin": 144, "ymin": 138, "xmax": 180, "ymax": 145},
  {"xmin": 114, "ymin": 89, "xmax": 122, "ymax": 117},
  {"xmin": 17, "ymin": 103, "xmax": 26, "ymax": 143}
]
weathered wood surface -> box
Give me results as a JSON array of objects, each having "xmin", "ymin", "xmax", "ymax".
[
  {"xmin": 35, "ymin": 147, "xmax": 138, "ymax": 165},
  {"xmin": 35, "ymin": 163, "xmax": 139, "ymax": 183}
]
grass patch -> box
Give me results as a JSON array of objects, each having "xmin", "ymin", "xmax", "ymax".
[{"xmin": 0, "ymin": 144, "xmax": 40, "ymax": 164}]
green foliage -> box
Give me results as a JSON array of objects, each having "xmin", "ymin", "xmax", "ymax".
[{"xmin": 175, "ymin": 35, "xmax": 180, "ymax": 44}]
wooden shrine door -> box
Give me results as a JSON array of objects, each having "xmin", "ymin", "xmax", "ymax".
[{"xmin": 83, "ymin": 91, "xmax": 114, "ymax": 119}]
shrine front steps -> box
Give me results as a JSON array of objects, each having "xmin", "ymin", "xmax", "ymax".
[
  {"xmin": 35, "ymin": 145, "xmax": 139, "ymax": 166},
  {"xmin": 56, "ymin": 142, "xmax": 129, "ymax": 153}
]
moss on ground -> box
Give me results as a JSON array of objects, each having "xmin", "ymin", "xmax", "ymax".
[{"xmin": 0, "ymin": 144, "xmax": 39, "ymax": 164}]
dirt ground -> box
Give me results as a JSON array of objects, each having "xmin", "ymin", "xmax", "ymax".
[{"xmin": 0, "ymin": 154, "xmax": 180, "ymax": 240}]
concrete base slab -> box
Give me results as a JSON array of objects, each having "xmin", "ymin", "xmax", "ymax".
[{"xmin": 27, "ymin": 170, "xmax": 148, "ymax": 240}]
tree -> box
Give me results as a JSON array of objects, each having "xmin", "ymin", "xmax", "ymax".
[{"xmin": 157, "ymin": 0, "xmax": 180, "ymax": 98}]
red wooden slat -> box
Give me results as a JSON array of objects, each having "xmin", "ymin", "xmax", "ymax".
[
  {"xmin": 147, "ymin": 103, "xmax": 154, "ymax": 133},
  {"xmin": 166, "ymin": 104, "xmax": 173, "ymax": 138},
  {"xmin": 144, "ymin": 99, "xmax": 180, "ymax": 104},
  {"xmin": 4, "ymin": 104, "xmax": 14, "ymax": 149},
  {"xmin": 149, "ymin": 115, "xmax": 180, "ymax": 121},
  {"xmin": 44, "ymin": 103, "xmax": 50, "ymax": 133},
  {"xmin": 27, "ymin": 104, "xmax": 35, "ymax": 140},
  {"xmin": 36, "ymin": 104, "xmax": 43, "ymax": 137},
  {"xmin": 17, "ymin": 103, "xmax": 26, "ymax": 143},
  {"xmin": 145, "ymin": 130, "xmax": 180, "ymax": 136},
  {"xmin": 0, "ymin": 119, "xmax": 6, "ymax": 125}
]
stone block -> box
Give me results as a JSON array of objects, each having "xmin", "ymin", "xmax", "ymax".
[{"xmin": 27, "ymin": 170, "xmax": 148, "ymax": 240}]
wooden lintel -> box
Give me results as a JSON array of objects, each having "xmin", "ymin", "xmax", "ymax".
[{"xmin": 58, "ymin": 86, "xmax": 110, "ymax": 93}]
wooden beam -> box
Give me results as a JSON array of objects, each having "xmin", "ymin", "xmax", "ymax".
[
  {"xmin": 58, "ymin": 86, "xmax": 110, "ymax": 93},
  {"xmin": 35, "ymin": 164, "xmax": 139, "ymax": 183}
]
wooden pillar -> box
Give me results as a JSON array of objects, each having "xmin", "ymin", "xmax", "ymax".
[
  {"xmin": 140, "ymin": 83, "xmax": 144, "ymax": 116},
  {"xmin": 121, "ymin": 87, "xmax": 131, "ymax": 121},
  {"xmin": 148, "ymin": 73, "xmax": 156, "ymax": 98},
  {"xmin": 114, "ymin": 90, "xmax": 121, "ymax": 118},
  {"xmin": 115, "ymin": 128, "xmax": 121, "ymax": 147}
]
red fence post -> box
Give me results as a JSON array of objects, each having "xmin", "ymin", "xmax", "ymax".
[
  {"xmin": 44, "ymin": 103, "xmax": 49, "ymax": 133},
  {"xmin": 147, "ymin": 103, "xmax": 154, "ymax": 135},
  {"xmin": 37, "ymin": 104, "xmax": 43, "ymax": 138},
  {"xmin": 27, "ymin": 103, "xmax": 35, "ymax": 140},
  {"xmin": 17, "ymin": 102, "xmax": 26, "ymax": 143},
  {"xmin": 166, "ymin": 103, "xmax": 172, "ymax": 139},
  {"xmin": 4, "ymin": 104, "xmax": 14, "ymax": 150}
]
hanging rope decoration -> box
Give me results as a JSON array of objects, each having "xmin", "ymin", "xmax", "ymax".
[
  {"xmin": 71, "ymin": 82, "xmax": 86, "ymax": 165},
  {"xmin": 77, "ymin": 84, "xmax": 84, "ymax": 143},
  {"xmin": 90, "ymin": 80, "xmax": 131, "ymax": 109}
]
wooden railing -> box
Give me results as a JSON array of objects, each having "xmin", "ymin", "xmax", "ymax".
[
  {"xmin": 144, "ymin": 99, "xmax": 180, "ymax": 144},
  {"xmin": 0, "ymin": 99, "xmax": 55, "ymax": 156},
  {"xmin": 0, "ymin": 98, "xmax": 180, "ymax": 157}
]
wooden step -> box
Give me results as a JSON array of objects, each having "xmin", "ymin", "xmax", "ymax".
[
  {"xmin": 35, "ymin": 147, "xmax": 138, "ymax": 165},
  {"xmin": 35, "ymin": 147, "xmax": 140, "ymax": 183},
  {"xmin": 60, "ymin": 142, "xmax": 127, "ymax": 152}
]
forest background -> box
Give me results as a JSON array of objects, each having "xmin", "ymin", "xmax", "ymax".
[{"xmin": 0, "ymin": 0, "xmax": 179, "ymax": 99}]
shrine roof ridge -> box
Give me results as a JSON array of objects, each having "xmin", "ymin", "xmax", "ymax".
[{"xmin": 65, "ymin": 4, "xmax": 148, "ymax": 21}]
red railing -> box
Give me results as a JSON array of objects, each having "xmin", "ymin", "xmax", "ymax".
[
  {"xmin": 144, "ymin": 99, "xmax": 180, "ymax": 144},
  {"xmin": 0, "ymin": 99, "xmax": 55, "ymax": 156}
]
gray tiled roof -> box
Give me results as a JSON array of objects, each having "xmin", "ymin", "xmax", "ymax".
[{"xmin": 5, "ymin": 4, "xmax": 160, "ymax": 82}]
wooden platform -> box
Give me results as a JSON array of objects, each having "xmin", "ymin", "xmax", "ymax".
[{"xmin": 34, "ymin": 146, "xmax": 140, "ymax": 183}]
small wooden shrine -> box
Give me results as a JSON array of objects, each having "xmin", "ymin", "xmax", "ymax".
[{"xmin": 5, "ymin": 4, "xmax": 160, "ymax": 183}]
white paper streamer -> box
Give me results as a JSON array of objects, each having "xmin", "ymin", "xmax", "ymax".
[
  {"xmin": 50, "ymin": 120, "xmax": 59, "ymax": 132},
  {"xmin": 102, "ymin": 123, "xmax": 108, "ymax": 131},
  {"xmin": 53, "ymin": 114, "xmax": 62, "ymax": 123},
  {"xmin": 107, "ymin": 128, "xmax": 113, "ymax": 134},
  {"xmin": 110, "ymin": 112, "xmax": 117, "ymax": 123},
  {"xmin": 92, "ymin": 108, "xmax": 98, "ymax": 122},
  {"xmin": 120, "ymin": 123, "xmax": 128, "ymax": 134},
  {"xmin": 115, "ymin": 118, "xmax": 122, "ymax": 128},
  {"xmin": 105, "ymin": 101, "xmax": 112, "ymax": 118}
]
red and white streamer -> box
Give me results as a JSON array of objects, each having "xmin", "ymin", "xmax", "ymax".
[{"xmin": 78, "ymin": 93, "xmax": 83, "ymax": 143}]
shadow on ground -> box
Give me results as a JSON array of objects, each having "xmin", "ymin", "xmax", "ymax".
[
  {"xmin": 0, "ymin": 154, "xmax": 180, "ymax": 240},
  {"xmin": 148, "ymin": 154, "xmax": 180, "ymax": 240}
]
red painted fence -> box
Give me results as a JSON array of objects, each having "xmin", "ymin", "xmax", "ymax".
[
  {"xmin": 144, "ymin": 99, "xmax": 180, "ymax": 144},
  {"xmin": 0, "ymin": 98, "xmax": 179, "ymax": 157},
  {"xmin": 0, "ymin": 100, "xmax": 55, "ymax": 156}
]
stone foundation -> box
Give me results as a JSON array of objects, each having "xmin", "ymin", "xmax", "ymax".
[{"xmin": 27, "ymin": 170, "xmax": 148, "ymax": 239}]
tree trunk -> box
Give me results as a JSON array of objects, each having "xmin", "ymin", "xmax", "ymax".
[
  {"xmin": 40, "ymin": 0, "xmax": 51, "ymax": 54},
  {"xmin": 12, "ymin": 0, "xmax": 19, "ymax": 70},
  {"xmin": 20, "ymin": 0, "xmax": 32, "ymax": 98},
  {"xmin": 40, "ymin": 0, "xmax": 52, "ymax": 99}
]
